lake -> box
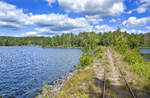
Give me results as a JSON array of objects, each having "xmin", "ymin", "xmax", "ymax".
[
  {"xmin": 0, "ymin": 46, "xmax": 82, "ymax": 98},
  {"xmin": 140, "ymin": 48, "xmax": 150, "ymax": 60}
]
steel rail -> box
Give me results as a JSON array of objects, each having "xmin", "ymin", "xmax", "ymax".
[
  {"xmin": 118, "ymin": 66, "xmax": 136, "ymax": 98},
  {"xmin": 102, "ymin": 68, "xmax": 106, "ymax": 98}
]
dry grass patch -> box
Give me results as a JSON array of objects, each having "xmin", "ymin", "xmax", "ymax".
[{"xmin": 37, "ymin": 68, "xmax": 102, "ymax": 98}]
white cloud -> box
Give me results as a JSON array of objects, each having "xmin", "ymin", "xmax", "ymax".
[
  {"xmin": 35, "ymin": 27, "xmax": 63, "ymax": 35},
  {"xmin": 95, "ymin": 25, "xmax": 115, "ymax": 32},
  {"xmin": 0, "ymin": 1, "xmax": 93, "ymax": 35},
  {"xmin": 95, "ymin": 25, "xmax": 149, "ymax": 34},
  {"xmin": 18, "ymin": 31, "xmax": 38, "ymax": 37},
  {"xmin": 127, "ymin": 10, "xmax": 132, "ymax": 14},
  {"xmin": 53, "ymin": 0, "xmax": 125, "ymax": 17},
  {"xmin": 121, "ymin": 28, "xmax": 148, "ymax": 34},
  {"xmin": 45, "ymin": 0, "xmax": 56, "ymax": 7},
  {"xmin": 141, "ymin": 0, "xmax": 150, "ymax": 3},
  {"xmin": 134, "ymin": 2, "xmax": 150, "ymax": 14},
  {"xmin": 18, "ymin": 30, "xmax": 60, "ymax": 37},
  {"xmin": 122, "ymin": 17, "xmax": 150, "ymax": 27},
  {"xmin": 109, "ymin": 19, "xmax": 117, "ymax": 23},
  {"xmin": 136, "ymin": 5, "xmax": 147, "ymax": 13},
  {"xmin": 25, "ymin": 32, "xmax": 37, "ymax": 35},
  {"xmin": 35, "ymin": 28, "xmax": 52, "ymax": 33},
  {"xmin": 29, "ymin": 14, "xmax": 92, "ymax": 32},
  {"xmin": 47, "ymin": 0, "xmax": 125, "ymax": 26},
  {"xmin": 127, "ymin": 0, "xmax": 150, "ymax": 14},
  {"xmin": 0, "ymin": 1, "xmax": 29, "ymax": 29},
  {"xmin": 0, "ymin": 0, "xmax": 149, "ymax": 36},
  {"xmin": 129, "ymin": 0, "xmax": 150, "ymax": 14},
  {"xmin": 0, "ymin": 21, "xmax": 21, "ymax": 29},
  {"xmin": 145, "ymin": 26, "xmax": 150, "ymax": 30},
  {"xmin": 85, "ymin": 15, "xmax": 103, "ymax": 24}
]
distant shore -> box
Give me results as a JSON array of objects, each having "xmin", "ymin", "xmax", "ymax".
[{"xmin": 0, "ymin": 45, "xmax": 82, "ymax": 49}]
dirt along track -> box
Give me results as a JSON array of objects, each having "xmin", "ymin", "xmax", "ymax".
[{"xmin": 93, "ymin": 47, "xmax": 136, "ymax": 98}]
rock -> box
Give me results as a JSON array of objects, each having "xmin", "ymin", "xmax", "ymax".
[{"xmin": 49, "ymin": 69, "xmax": 79, "ymax": 91}]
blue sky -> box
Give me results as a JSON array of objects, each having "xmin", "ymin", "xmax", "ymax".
[{"xmin": 0, "ymin": 0, "xmax": 150, "ymax": 36}]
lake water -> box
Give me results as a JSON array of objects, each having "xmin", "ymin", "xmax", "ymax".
[
  {"xmin": 140, "ymin": 48, "xmax": 150, "ymax": 60},
  {"xmin": 0, "ymin": 46, "xmax": 82, "ymax": 98}
]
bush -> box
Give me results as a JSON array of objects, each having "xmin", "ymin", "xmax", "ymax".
[
  {"xmin": 123, "ymin": 49, "xmax": 143, "ymax": 65},
  {"xmin": 123, "ymin": 49, "xmax": 150, "ymax": 77},
  {"xmin": 130, "ymin": 62, "xmax": 149, "ymax": 77},
  {"xmin": 79, "ymin": 52, "xmax": 94, "ymax": 67},
  {"xmin": 93, "ymin": 46, "xmax": 103, "ymax": 59}
]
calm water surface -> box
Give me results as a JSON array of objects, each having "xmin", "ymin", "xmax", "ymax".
[
  {"xmin": 0, "ymin": 46, "xmax": 82, "ymax": 97},
  {"xmin": 140, "ymin": 48, "xmax": 150, "ymax": 60}
]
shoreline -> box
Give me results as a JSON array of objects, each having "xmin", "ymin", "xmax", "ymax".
[
  {"xmin": 31, "ymin": 67, "xmax": 81, "ymax": 98},
  {"xmin": 48, "ymin": 68, "xmax": 79, "ymax": 91}
]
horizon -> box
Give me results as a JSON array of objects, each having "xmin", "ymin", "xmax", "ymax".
[
  {"xmin": 0, "ymin": 0, "xmax": 150, "ymax": 37},
  {"xmin": 0, "ymin": 28, "xmax": 150, "ymax": 38}
]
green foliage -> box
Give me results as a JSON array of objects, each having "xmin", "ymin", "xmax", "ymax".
[
  {"xmin": 144, "ymin": 77, "xmax": 150, "ymax": 93},
  {"xmin": 123, "ymin": 49, "xmax": 143, "ymax": 65},
  {"xmin": 119, "ymin": 48, "xmax": 150, "ymax": 77},
  {"xmin": 106, "ymin": 29, "xmax": 150, "ymax": 78},
  {"xmin": 79, "ymin": 52, "xmax": 94, "ymax": 67},
  {"xmin": 94, "ymin": 46, "xmax": 103, "ymax": 59},
  {"xmin": 114, "ymin": 37, "xmax": 129, "ymax": 54},
  {"xmin": 110, "ymin": 28, "xmax": 129, "ymax": 54},
  {"xmin": 0, "ymin": 32, "xmax": 101, "ymax": 51},
  {"xmin": 0, "ymin": 29, "xmax": 148, "ymax": 49},
  {"xmin": 127, "ymin": 34, "xmax": 140, "ymax": 49},
  {"xmin": 130, "ymin": 62, "xmax": 150, "ymax": 77}
]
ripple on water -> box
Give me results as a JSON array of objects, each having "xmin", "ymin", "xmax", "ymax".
[{"xmin": 0, "ymin": 46, "xmax": 82, "ymax": 98}]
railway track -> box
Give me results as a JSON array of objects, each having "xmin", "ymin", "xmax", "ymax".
[
  {"xmin": 117, "ymin": 66, "xmax": 136, "ymax": 98},
  {"xmin": 102, "ymin": 49, "xmax": 136, "ymax": 98},
  {"xmin": 102, "ymin": 65, "xmax": 136, "ymax": 98},
  {"xmin": 102, "ymin": 68, "xmax": 106, "ymax": 98}
]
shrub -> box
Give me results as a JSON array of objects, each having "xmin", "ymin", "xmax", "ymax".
[
  {"xmin": 79, "ymin": 52, "xmax": 94, "ymax": 67},
  {"xmin": 123, "ymin": 49, "xmax": 143, "ymax": 65},
  {"xmin": 123, "ymin": 49, "xmax": 150, "ymax": 77},
  {"xmin": 93, "ymin": 46, "xmax": 103, "ymax": 59}
]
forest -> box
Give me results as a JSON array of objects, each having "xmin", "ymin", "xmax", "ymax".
[{"xmin": 0, "ymin": 28, "xmax": 150, "ymax": 50}]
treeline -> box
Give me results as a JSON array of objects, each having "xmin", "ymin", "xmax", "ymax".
[
  {"xmin": 1, "ymin": 28, "xmax": 150, "ymax": 91},
  {"xmin": 0, "ymin": 28, "xmax": 150, "ymax": 50}
]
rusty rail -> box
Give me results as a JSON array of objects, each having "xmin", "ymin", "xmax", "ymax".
[
  {"xmin": 118, "ymin": 66, "xmax": 136, "ymax": 98},
  {"xmin": 102, "ymin": 68, "xmax": 106, "ymax": 98}
]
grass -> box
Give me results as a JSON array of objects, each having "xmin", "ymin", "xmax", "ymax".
[
  {"xmin": 57, "ymin": 68, "xmax": 99, "ymax": 98},
  {"xmin": 37, "ymin": 68, "xmax": 102, "ymax": 98}
]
